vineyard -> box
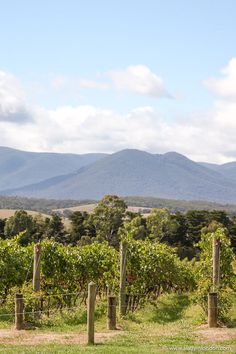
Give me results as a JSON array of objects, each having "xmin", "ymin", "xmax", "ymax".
[
  {"xmin": 0, "ymin": 237, "xmax": 196, "ymax": 315},
  {"xmin": 0, "ymin": 196, "xmax": 236, "ymax": 352}
]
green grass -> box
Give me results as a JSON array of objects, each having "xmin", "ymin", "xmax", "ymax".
[{"xmin": 0, "ymin": 293, "xmax": 235, "ymax": 354}]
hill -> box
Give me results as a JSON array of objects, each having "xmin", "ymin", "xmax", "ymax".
[
  {"xmin": 0, "ymin": 209, "xmax": 50, "ymax": 219},
  {"xmin": 4, "ymin": 149, "xmax": 236, "ymax": 203},
  {"xmin": 2, "ymin": 195, "xmax": 236, "ymax": 215},
  {"xmin": 201, "ymin": 160, "xmax": 236, "ymax": 182},
  {"xmin": 0, "ymin": 146, "xmax": 106, "ymax": 190},
  {"xmin": 0, "ymin": 195, "xmax": 95, "ymax": 213}
]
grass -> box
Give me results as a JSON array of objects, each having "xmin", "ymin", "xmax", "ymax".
[
  {"xmin": 0, "ymin": 209, "xmax": 50, "ymax": 219},
  {"xmin": 0, "ymin": 293, "xmax": 235, "ymax": 353}
]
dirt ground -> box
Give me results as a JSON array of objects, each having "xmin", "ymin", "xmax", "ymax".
[
  {"xmin": 0, "ymin": 329, "xmax": 122, "ymax": 346},
  {"xmin": 0, "ymin": 325, "xmax": 235, "ymax": 346},
  {"xmin": 195, "ymin": 324, "xmax": 236, "ymax": 342}
]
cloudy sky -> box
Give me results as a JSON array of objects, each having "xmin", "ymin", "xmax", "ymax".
[{"xmin": 1, "ymin": 0, "xmax": 236, "ymax": 163}]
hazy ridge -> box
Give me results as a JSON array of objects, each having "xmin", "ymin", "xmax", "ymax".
[{"xmin": 2, "ymin": 147, "xmax": 236, "ymax": 203}]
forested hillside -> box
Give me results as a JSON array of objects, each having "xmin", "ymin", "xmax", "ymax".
[
  {"xmin": 0, "ymin": 146, "xmax": 106, "ymax": 190},
  {"xmin": 4, "ymin": 148, "xmax": 236, "ymax": 203}
]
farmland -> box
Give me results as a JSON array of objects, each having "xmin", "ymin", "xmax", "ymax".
[
  {"xmin": 0, "ymin": 195, "xmax": 235, "ymax": 353},
  {"xmin": 0, "ymin": 209, "xmax": 50, "ymax": 219}
]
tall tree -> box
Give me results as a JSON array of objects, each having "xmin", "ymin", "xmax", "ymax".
[
  {"xmin": 4, "ymin": 210, "xmax": 36, "ymax": 245},
  {"xmin": 45, "ymin": 213, "xmax": 66, "ymax": 243},
  {"xmin": 68, "ymin": 211, "xmax": 88, "ymax": 244},
  {"xmin": 146, "ymin": 208, "xmax": 172, "ymax": 241},
  {"xmin": 89, "ymin": 195, "xmax": 127, "ymax": 246}
]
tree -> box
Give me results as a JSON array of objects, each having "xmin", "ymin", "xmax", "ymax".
[
  {"xmin": 89, "ymin": 195, "xmax": 127, "ymax": 246},
  {"xmin": 185, "ymin": 210, "xmax": 209, "ymax": 246},
  {"xmin": 45, "ymin": 213, "xmax": 66, "ymax": 243},
  {"xmin": 4, "ymin": 210, "xmax": 36, "ymax": 245},
  {"xmin": 68, "ymin": 211, "xmax": 88, "ymax": 244},
  {"xmin": 0, "ymin": 218, "xmax": 6, "ymax": 239},
  {"xmin": 208, "ymin": 210, "xmax": 230, "ymax": 227},
  {"xmin": 120, "ymin": 214, "xmax": 147, "ymax": 240},
  {"xmin": 146, "ymin": 208, "xmax": 173, "ymax": 241},
  {"xmin": 33, "ymin": 213, "xmax": 48, "ymax": 242}
]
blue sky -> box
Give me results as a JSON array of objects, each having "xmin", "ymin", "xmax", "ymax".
[{"xmin": 0, "ymin": 0, "xmax": 236, "ymax": 162}]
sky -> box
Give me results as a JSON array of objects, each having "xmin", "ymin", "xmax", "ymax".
[{"xmin": 1, "ymin": 0, "xmax": 236, "ymax": 163}]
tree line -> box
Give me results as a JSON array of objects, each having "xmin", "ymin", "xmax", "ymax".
[{"xmin": 0, "ymin": 195, "xmax": 236, "ymax": 259}]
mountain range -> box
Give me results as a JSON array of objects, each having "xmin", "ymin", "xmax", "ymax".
[
  {"xmin": 2, "ymin": 146, "xmax": 236, "ymax": 203},
  {"xmin": 0, "ymin": 146, "xmax": 105, "ymax": 191}
]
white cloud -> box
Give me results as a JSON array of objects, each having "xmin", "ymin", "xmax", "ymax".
[
  {"xmin": 80, "ymin": 65, "xmax": 172, "ymax": 98},
  {"xmin": 0, "ymin": 71, "xmax": 32, "ymax": 123},
  {"xmin": 108, "ymin": 65, "xmax": 171, "ymax": 97},
  {"xmin": 204, "ymin": 58, "xmax": 236, "ymax": 99},
  {"xmin": 2, "ymin": 63, "xmax": 236, "ymax": 164},
  {"xmin": 0, "ymin": 100, "xmax": 229, "ymax": 163}
]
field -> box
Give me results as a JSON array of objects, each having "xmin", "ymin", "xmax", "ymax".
[
  {"xmin": 0, "ymin": 209, "xmax": 50, "ymax": 219},
  {"xmin": 0, "ymin": 294, "xmax": 235, "ymax": 354},
  {"xmin": 53, "ymin": 203, "xmax": 151, "ymax": 214}
]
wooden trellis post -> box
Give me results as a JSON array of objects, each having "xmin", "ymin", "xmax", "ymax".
[
  {"xmin": 208, "ymin": 235, "xmax": 220, "ymax": 327},
  {"xmin": 119, "ymin": 241, "xmax": 127, "ymax": 316},
  {"xmin": 212, "ymin": 237, "xmax": 220, "ymax": 291},
  {"xmin": 208, "ymin": 292, "xmax": 218, "ymax": 328},
  {"xmin": 33, "ymin": 243, "xmax": 41, "ymax": 292},
  {"xmin": 15, "ymin": 293, "xmax": 24, "ymax": 330},
  {"xmin": 107, "ymin": 295, "xmax": 116, "ymax": 330},
  {"xmin": 87, "ymin": 282, "xmax": 96, "ymax": 345}
]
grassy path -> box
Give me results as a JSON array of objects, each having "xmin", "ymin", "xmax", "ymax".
[{"xmin": 0, "ymin": 294, "xmax": 235, "ymax": 353}]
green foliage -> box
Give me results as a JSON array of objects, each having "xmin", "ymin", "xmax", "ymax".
[
  {"xmin": 40, "ymin": 239, "xmax": 118, "ymax": 294},
  {"xmin": 4, "ymin": 210, "xmax": 36, "ymax": 245},
  {"xmin": 195, "ymin": 226, "xmax": 236, "ymax": 321},
  {"xmin": 0, "ymin": 235, "xmax": 32, "ymax": 297},
  {"xmin": 123, "ymin": 237, "xmax": 196, "ymax": 305},
  {"xmin": 119, "ymin": 214, "xmax": 147, "ymax": 240},
  {"xmin": 146, "ymin": 208, "xmax": 172, "ymax": 241},
  {"xmin": 0, "ymin": 235, "xmax": 196, "ymax": 314},
  {"xmin": 1, "ymin": 196, "xmax": 235, "ymax": 324},
  {"xmin": 0, "ymin": 218, "xmax": 6, "ymax": 239},
  {"xmin": 68, "ymin": 211, "xmax": 88, "ymax": 244},
  {"xmin": 44, "ymin": 213, "xmax": 66, "ymax": 243},
  {"xmin": 88, "ymin": 195, "xmax": 127, "ymax": 246},
  {"xmin": 0, "ymin": 195, "xmax": 93, "ymax": 214}
]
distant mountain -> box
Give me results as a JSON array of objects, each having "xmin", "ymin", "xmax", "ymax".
[
  {"xmin": 219, "ymin": 162, "xmax": 236, "ymax": 181},
  {"xmin": 4, "ymin": 148, "xmax": 236, "ymax": 203},
  {"xmin": 0, "ymin": 146, "xmax": 106, "ymax": 190},
  {"xmin": 200, "ymin": 161, "xmax": 236, "ymax": 182},
  {"xmin": 198, "ymin": 162, "xmax": 220, "ymax": 172}
]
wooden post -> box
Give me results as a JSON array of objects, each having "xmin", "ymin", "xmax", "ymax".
[
  {"xmin": 208, "ymin": 292, "xmax": 218, "ymax": 327},
  {"xmin": 107, "ymin": 295, "xmax": 116, "ymax": 330},
  {"xmin": 15, "ymin": 293, "xmax": 24, "ymax": 330},
  {"xmin": 87, "ymin": 282, "xmax": 96, "ymax": 345},
  {"xmin": 33, "ymin": 243, "xmax": 41, "ymax": 292},
  {"xmin": 212, "ymin": 237, "xmax": 220, "ymax": 291},
  {"xmin": 119, "ymin": 241, "xmax": 128, "ymax": 316},
  {"xmin": 33, "ymin": 243, "xmax": 41, "ymax": 319}
]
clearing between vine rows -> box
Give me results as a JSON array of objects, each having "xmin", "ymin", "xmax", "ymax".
[{"xmin": 0, "ymin": 294, "xmax": 235, "ymax": 354}]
